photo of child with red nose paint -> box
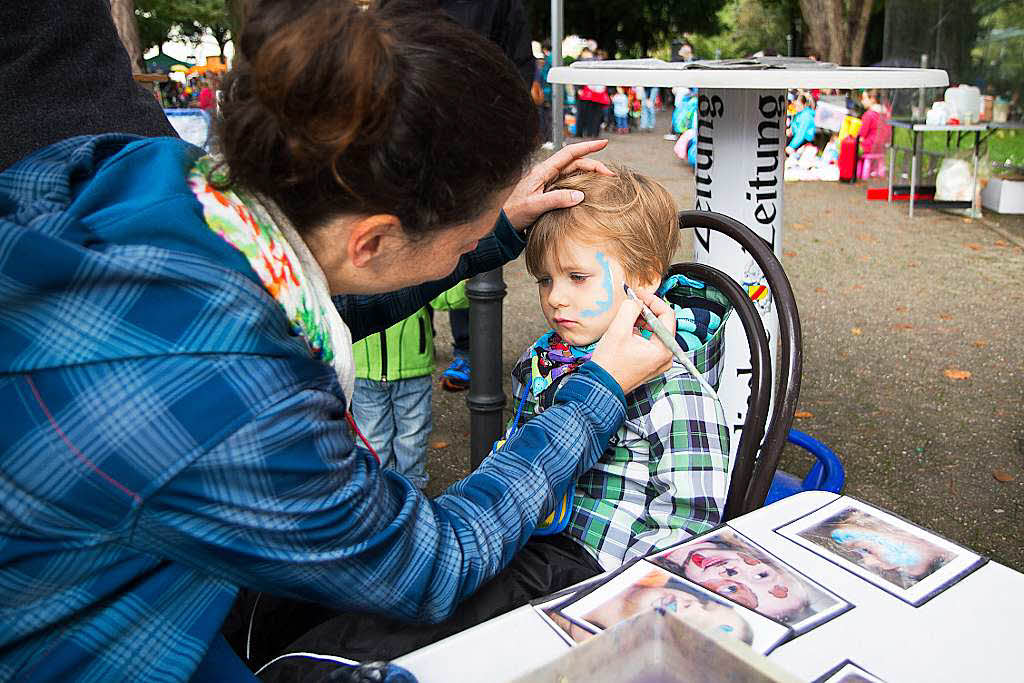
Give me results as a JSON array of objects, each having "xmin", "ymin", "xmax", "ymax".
[
  {"xmin": 649, "ymin": 528, "xmax": 850, "ymax": 633},
  {"xmin": 552, "ymin": 563, "xmax": 792, "ymax": 654}
]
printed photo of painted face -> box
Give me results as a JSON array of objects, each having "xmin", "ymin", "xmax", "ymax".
[
  {"xmin": 657, "ymin": 540, "xmax": 810, "ymax": 621},
  {"xmin": 534, "ymin": 237, "xmax": 656, "ymax": 347},
  {"xmin": 798, "ymin": 508, "xmax": 954, "ymax": 589},
  {"xmin": 650, "ymin": 529, "xmax": 848, "ymax": 631},
  {"xmin": 581, "ymin": 574, "xmax": 754, "ymax": 645}
]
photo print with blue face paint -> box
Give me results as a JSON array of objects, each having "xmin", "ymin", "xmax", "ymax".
[
  {"xmin": 557, "ymin": 562, "xmax": 792, "ymax": 655},
  {"xmin": 777, "ymin": 496, "xmax": 985, "ymax": 606}
]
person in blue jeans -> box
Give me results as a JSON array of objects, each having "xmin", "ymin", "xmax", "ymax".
[
  {"xmin": 637, "ymin": 85, "xmax": 659, "ymax": 132},
  {"xmin": 351, "ymin": 307, "xmax": 435, "ymax": 489},
  {"xmin": 612, "ymin": 87, "xmax": 630, "ymax": 134},
  {"xmin": 350, "ymin": 284, "xmax": 468, "ymax": 486}
]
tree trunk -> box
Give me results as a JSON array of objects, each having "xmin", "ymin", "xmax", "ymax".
[
  {"xmin": 110, "ymin": 0, "xmax": 144, "ymax": 73},
  {"xmin": 798, "ymin": 0, "xmax": 831, "ymax": 61},
  {"xmin": 799, "ymin": 0, "xmax": 874, "ymax": 66},
  {"xmin": 847, "ymin": 0, "xmax": 874, "ymax": 66},
  {"xmin": 825, "ymin": 0, "xmax": 845, "ymax": 63},
  {"xmin": 212, "ymin": 28, "xmax": 230, "ymax": 57}
]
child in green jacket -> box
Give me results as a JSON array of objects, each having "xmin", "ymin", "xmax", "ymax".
[{"xmin": 350, "ymin": 284, "xmax": 467, "ymax": 489}]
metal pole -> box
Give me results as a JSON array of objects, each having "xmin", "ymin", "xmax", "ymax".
[
  {"xmin": 971, "ymin": 131, "xmax": 980, "ymax": 218},
  {"xmin": 909, "ymin": 129, "xmax": 918, "ymax": 218},
  {"xmin": 887, "ymin": 143, "xmax": 895, "ymax": 205},
  {"xmin": 551, "ymin": 0, "xmax": 564, "ymax": 148},
  {"xmin": 916, "ymin": 54, "xmax": 928, "ymax": 121},
  {"xmin": 466, "ymin": 268, "xmax": 507, "ymax": 469}
]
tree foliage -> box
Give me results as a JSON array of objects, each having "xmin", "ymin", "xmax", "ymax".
[
  {"xmin": 685, "ymin": 0, "xmax": 789, "ymax": 60},
  {"xmin": 177, "ymin": 0, "xmax": 233, "ymax": 56},
  {"xmin": 693, "ymin": 0, "xmax": 886, "ymax": 63},
  {"xmin": 136, "ymin": 0, "xmax": 180, "ymax": 54},
  {"xmin": 134, "ymin": 0, "xmax": 232, "ymax": 57},
  {"xmin": 526, "ymin": 0, "xmax": 726, "ymax": 58}
]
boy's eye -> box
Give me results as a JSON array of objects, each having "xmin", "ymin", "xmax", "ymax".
[
  {"xmin": 569, "ymin": 273, "xmax": 589, "ymax": 282},
  {"xmin": 535, "ymin": 277, "xmax": 551, "ymax": 286}
]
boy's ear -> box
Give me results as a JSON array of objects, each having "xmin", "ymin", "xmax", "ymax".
[{"xmin": 632, "ymin": 274, "xmax": 661, "ymax": 296}]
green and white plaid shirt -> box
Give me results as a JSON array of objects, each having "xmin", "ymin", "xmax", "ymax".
[{"xmin": 510, "ymin": 276, "xmax": 732, "ymax": 570}]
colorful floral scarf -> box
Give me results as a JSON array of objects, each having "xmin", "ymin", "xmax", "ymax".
[
  {"xmin": 529, "ymin": 330, "xmax": 597, "ymax": 397},
  {"xmin": 187, "ymin": 156, "xmax": 355, "ymax": 400}
]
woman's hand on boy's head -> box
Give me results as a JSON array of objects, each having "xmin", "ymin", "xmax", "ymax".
[
  {"xmin": 503, "ymin": 140, "xmax": 614, "ymax": 232},
  {"xmin": 591, "ymin": 291, "xmax": 674, "ymax": 395}
]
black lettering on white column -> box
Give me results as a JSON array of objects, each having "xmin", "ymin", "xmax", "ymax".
[{"xmin": 692, "ymin": 89, "xmax": 786, "ymax": 471}]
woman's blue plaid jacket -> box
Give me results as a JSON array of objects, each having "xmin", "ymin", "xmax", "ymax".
[{"xmin": 0, "ymin": 135, "xmax": 626, "ymax": 681}]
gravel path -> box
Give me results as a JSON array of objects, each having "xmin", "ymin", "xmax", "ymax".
[{"xmin": 423, "ymin": 118, "xmax": 1024, "ymax": 572}]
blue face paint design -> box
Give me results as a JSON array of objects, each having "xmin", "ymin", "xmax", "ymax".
[
  {"xmin": 580, "ymin": 251, "xmax": 614, "ymax": 318},
  {"xmin": 652, "ymin": 594, "xmax": 678, "ymax": 613},
  {"xmin": 718, "ymin": 624, "xmax": 734, "ymax": 633},
  {"xmin": 831, "ymin": 529, "xmax": 922, "ymax": 568}
]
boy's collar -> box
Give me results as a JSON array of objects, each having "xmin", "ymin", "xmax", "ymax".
[{"xmin": 533, "ymin": 329, "xmax": 597, "ymax": 356}]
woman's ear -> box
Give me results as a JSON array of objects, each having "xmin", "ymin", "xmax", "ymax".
[{"xmin": 347, "ymin": 214, "xmax": 404, "ymax": 268}]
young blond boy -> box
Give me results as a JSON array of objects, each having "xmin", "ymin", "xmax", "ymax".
[{"xmin": 510, "ymin": 165, "xmax": 732, "ymax": 570}]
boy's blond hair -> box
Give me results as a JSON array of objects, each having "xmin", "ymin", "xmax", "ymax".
[{"xmin": 525, "ymin": 165, "xmax": 679, "ymax": 287}]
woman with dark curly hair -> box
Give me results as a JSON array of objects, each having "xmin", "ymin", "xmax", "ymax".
[{"xmin": 0, "ymin": 1, "xmax": 677, "ymax": 679}]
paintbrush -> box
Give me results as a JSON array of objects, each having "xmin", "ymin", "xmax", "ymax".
[{"xmin": 624, "ymin": 285, "xmax": 719, "ymax": 401}]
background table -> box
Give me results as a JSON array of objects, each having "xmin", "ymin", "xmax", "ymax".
[
  {"xmin": 546, "ymin": 62, "xmax": 947, "ymax": 486},
  {"xmin": 396, "ymin": 491, "xmax": 1024, "ymax": 682},
  {"xmin": 886, "ymin": 121, "xmax": 988, "ymax": 218}
]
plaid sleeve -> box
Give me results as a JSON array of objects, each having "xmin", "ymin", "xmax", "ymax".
[
  {"xmin": 334, "ymin": 212, "xmax": 526, "ymax": 342},
  {"xmin": 132, "ymin": 356, "xmax": 623, "ymax": 624},
  {"xmin": 633, "ymin": 369, "xmax": 730, "ymax": 551}
]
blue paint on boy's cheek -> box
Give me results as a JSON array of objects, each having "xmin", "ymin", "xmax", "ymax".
[{"xmin": 580, "ymin": 252, "xmax": 615, "ymax": 318}]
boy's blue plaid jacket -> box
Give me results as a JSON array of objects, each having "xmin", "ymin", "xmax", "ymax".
[{"xmin": 0, "ymin": 136, "xmax": 626, "ymax": 681}]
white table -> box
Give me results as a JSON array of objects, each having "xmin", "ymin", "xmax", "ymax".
[
  {"xmin": 396, "ymin": 491, "xmax": 1024, "ymax": 682},
  {"xmin": 547, "ymin": 61, "xmax": 948, "ymax": 480}
]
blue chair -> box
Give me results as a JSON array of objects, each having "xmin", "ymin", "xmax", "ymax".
[
  {"xmin": 764, "ymin": 429, "xmax": 845, "ymax": 506},
  {"xmin": 677, "ymin": 211, "xmax": 845, "ymax": 517}
]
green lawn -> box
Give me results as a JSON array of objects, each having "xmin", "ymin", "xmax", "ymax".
[{"xmin": 891, "ymin": 127, "xmax": 1024, "ymax": 169}]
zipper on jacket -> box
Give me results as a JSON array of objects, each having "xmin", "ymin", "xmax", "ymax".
[
  {"xmin": 418, "ymin": 317, "xmax": 427, "ymax": 355},
  {"xmin": 379, "ymin": 331, "xmax": 388, "ymax": 381}
]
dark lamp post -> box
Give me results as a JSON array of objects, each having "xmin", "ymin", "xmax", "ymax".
[{"xmin": 466, "ymin": 268, "xmax": 507, "ymax": 468}]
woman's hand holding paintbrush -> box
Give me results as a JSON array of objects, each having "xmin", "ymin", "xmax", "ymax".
[
  {"xmin": 624, "ymin": 285, "xmax": 719, "ymax": 400},
  {"xmin": 590, "ymin": 289, "xmax": 675, "ymax": 395}
]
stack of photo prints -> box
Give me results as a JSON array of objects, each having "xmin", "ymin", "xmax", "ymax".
[{"xmin": 532, "ymin": 496, "xmax": 985, "ymax": 678}]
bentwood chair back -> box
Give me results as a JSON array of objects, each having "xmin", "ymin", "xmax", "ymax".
[{"xmin": 677, "ymin": 210, "xmax": 804, "ymax": 517}]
